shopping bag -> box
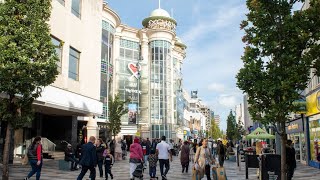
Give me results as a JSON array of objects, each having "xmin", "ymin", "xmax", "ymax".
[
  {"xmin": 21, "ymin": 154, "xmax": 29, "ymax": 165},
  {"xmin": 192, "ymin": 167, "xmax": 201, "ymax": 180},
  {"xmin": 216, "ymin": 167, "xmax": 227, "ymax": 180},
  {"xmin": 212, "ymin": 166, "xmax": 218, "ymax": 180}
]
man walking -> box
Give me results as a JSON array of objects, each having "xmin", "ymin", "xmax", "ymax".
[
  {"xmin": 77, "ymin": 136, "xmax": 97, "ymax": 180},
  {"xmin": 286, "ymin": 140, "xmax": 296, "ymax": 180},
  {"xmin": 156, "ymin": 136, "xmax": 172, "ymax": 180}
]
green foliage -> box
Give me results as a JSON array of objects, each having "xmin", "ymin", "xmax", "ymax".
[
  {"xmin": 107, "ymin": 94, "xmax": 128, "ymax": 137},
  {"xmin": 237, "ymin": 0, "xmax": 320, "ymax": 129},
  {"xmin": 209, "ymin": 118, "xmax": 222, "ymax": 140},
  {"xmin": 226, "ymin": 110, "xmax": 237, "ymax": 140},
  {"xmin": 0, "ymin": 0, "xmax": 58, "ymax": 128},
  {"xmin": 235, "ymin": 119, "xmax": 246, "ymax": 140}
]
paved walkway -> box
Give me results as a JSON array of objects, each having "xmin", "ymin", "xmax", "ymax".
[{"xmin": 0, "ymin": 155, "xmax": 319, "ymax": 179}]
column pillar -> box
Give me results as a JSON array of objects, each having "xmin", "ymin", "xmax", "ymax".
[
  {"xmin": 86, "ymin": 117, "xmax": 99, "ymax": 140},
  {"xmin": 71, "ymin": 116, "xmax": 78, "ymax": 147}
]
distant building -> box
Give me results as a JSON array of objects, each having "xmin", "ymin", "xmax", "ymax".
[{"xmin": 214, "ymin": 115, "xmax": 221, "ymax": 128}]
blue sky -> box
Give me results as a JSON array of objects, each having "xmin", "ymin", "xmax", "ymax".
[{"xmin": 107, "ymin": 0, "xmax": 248, "ymax": 131}]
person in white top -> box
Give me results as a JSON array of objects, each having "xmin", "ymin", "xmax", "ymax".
[{"xmin": 156, "ymin": 136, "xmax": 172, "ymax": 180}]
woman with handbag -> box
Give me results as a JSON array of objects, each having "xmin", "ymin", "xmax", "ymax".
[{"xmin": 194, "ymin": 138, "xmax": 215, "ymax": 180}]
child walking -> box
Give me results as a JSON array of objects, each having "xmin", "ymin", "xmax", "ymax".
[
  {"xmin": 147, "ymin": 149, "xmax": 158, "ymax": 180},
  {"xmin": 103, "ymin": 148, "xmax": 114, "ymax": 180}
]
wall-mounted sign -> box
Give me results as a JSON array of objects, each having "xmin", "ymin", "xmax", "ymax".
[
  {"xmin": 128, "ymin": 103, "xmax": 137, "ymax": 124},
  {"xmin": 128, "ymin": 63, "xmax": 141, "ymax": 79},
  {"xmin": 286, "ymin": 118, "xmax": 304, "ymax": 134},
  {"xmin": 307, "ymin": 90, "xmax": 320, "ymax": 116}
]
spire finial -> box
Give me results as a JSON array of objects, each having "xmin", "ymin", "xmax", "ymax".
[{"xmin": 158, "ymin": 0, "xmax": 161, "ymax": 9}]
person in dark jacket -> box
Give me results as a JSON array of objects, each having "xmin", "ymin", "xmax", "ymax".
[
  {"xmin": 96, "ymin": 138, "xmax": 106, "ymax": 178},
  {"xmin": 64, "ymin": 144, "xmax": 79, "ymax": 171},
  {"xmin": 24, "ymin": 136, "xmax": 43, "ymax": 180},
  {"xmin": 77, "ymin": 136, "xmax": 98, "ymax": 180},
  {"xmin": 217, "ymin": 139, "xmax": 226, "ymax": 167},
  {"xmin": 286, "ymin": 140, "xmax": 296, "ymax": 180}
]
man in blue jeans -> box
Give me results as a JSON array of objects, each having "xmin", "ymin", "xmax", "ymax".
[
  {"xmin": 156, "ymin": 136, "xmax": 172, "ymax": 180},
  {"xmin": 77, "ymin": 136, "xmax": 97, "ymax": 180}
]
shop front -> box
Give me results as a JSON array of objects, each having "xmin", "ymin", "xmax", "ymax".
[
  {"xmin": 286, "ymin": 118, "xmax": 307, "ymax": 164},
  {"xmin": 306, "ymin": 90, "xmax": 320, "ymax": 168}
]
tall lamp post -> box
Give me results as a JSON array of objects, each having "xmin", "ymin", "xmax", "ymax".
[{"xmin": 136, "ymin": 55, "xmax": 142, "ymax": 135}]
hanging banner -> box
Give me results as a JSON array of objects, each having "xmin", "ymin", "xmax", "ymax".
[{"xmin": 128, "ymin": 103, "xmax": 137, "ymax": 124}]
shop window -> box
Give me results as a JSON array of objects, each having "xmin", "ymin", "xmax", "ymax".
[{"xmin": 309, "ymin": 117, "xmax": 320, "ymax": 162}]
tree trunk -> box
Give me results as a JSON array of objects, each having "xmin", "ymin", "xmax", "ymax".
[
  {"xmin": 280, "ymin": 121, "xmax": 287, "ymax": 180},
  {"xmin": 2, "ymin": 122, "xmax": 12, "ymax": 180}
]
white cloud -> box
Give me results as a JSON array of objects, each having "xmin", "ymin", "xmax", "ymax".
[
  {"xmin": 208, "ymin": 83, "xmax": 226, "ymax": 92},
  {"xmin": 218, "ymin": 95, "xmax": 238, "ymax": 108},
  {"xmin": 181, "ymin": 3, "xmax": 246, "ymax": 46}
]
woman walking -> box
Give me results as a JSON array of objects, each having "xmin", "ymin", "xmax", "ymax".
[
  {"xmin": 115, "ymin": 139, "xmax": 122, "ymax": 161},
  {"xmin": 129, "ymin": 137, "xmax": 143, "ymax": 180},
  {"xmin": 180, "ymin": 141, "xmax": 190, "ymax": 173},
  {"xmin": 24, "ymin": 136, "xmax": 43, "ymax": 180},
  {"xmin": 194, "ymin": 138, "xmax": 215, "ymax": 180}
]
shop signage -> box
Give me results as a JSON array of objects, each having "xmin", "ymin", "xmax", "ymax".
[
  {"xmin": 306, "ymin": 90, "xmax": 320, "ymax": 116},
  {"xmin": 286, "ymin": 119, "xmax": 304, "ymax": 134},
  {"xmin": 128, "ymin": 63, "xmax": 141, "ymax": 79}
]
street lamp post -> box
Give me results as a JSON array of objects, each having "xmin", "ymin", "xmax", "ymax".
[{"xmin": 136, "ymin": 55, "xmax": 142, "ymax": 135}]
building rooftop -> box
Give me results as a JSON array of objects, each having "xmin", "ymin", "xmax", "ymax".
[{"xmin": 150, "ymin": 8, "xmax": 171, "ymax": 18}]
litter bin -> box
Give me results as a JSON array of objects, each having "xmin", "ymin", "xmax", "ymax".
[{"xmin": 259, "ymin": 154, "xmax": 281, "ymax": 180}]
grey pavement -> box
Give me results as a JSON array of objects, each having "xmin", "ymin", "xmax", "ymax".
[{"xmin": 0, "ymin": 155, "xmax": 319, "ymax": 180}]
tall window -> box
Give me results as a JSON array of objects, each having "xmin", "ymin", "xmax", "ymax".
[
  {"xmin": 69, "ymin": 47, "xmax": 80, "ymax": 81},
  {"xmin": 51, "ymin": 36, "xmax": 62, "ymax": 73},
  {"xmin": 56, "ymin": 0, "xmax": 65, "ymax": 6},
  {"xmin": 150, "ymin": 40, "xmax": 172, "ymax": 139},
  {"xmin": 71, "ymin": 0, "xmax": 81, "ymax": 18}
]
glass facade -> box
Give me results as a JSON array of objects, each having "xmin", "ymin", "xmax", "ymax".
[
  {"xmin": 150, "ymin": 40, "xmax": 172, "ymax": 139},
  {"xmin": 117, "ymin": 39, "xmax": 140, "ymax": 123},
  {"xmin": 99, "ymin": 21, "xmax": 114, "ymax": 119}
]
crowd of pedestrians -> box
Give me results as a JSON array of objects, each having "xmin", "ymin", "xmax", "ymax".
[{"xmin": 22, "ymin": 135, "xmax": 227, "ymax": 180}]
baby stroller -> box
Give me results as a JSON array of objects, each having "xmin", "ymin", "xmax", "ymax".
[{"xmin": 132, "ymin": 162, "xmax": 144, "ymax": 179}]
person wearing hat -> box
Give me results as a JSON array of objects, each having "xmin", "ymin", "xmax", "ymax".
[{"xmin": 64, "ymin": 143, "xmax": 79, "ymax": 171}]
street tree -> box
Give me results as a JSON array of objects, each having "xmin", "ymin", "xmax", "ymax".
[
  {"xmin": 107, "ymin": 94, "xmax": 128, "ymax": 140},
  {"xmin": 235, "ymin": 119, "xmax": 246, "ymax": 140},
  {"xmin": 0, "ymin": 1, "xmax": 58, "ymax": 179},
  {"xmin": 210, "ymin": 118, "xmax": 222, "ymax": 140},
  {"xmin": 237, "ymin": 0, "xmax": 320, "ymax": 179},
  {"xmin": 226, "ymin": 110, "xmax": 237, "ymax": 140}
]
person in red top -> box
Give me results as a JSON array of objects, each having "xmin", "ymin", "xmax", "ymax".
[
  {"xmin": 129, "ymin": 137, "xmax": 143, "ymax": 180},
  {"xmin": 24, "ymin": 136, "xmax": 43, "ymax": 180}
]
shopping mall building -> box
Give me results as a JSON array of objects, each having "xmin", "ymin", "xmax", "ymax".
[
  {"xmin": 101, "ymin": 2, "xmax": 187, "ymax": 142},
  {"xmin": 0, "ymin": 0, "xmax": 187, "ymax": 159}
]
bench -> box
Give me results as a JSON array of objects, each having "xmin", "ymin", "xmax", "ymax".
[{"xmin": 58, "ymin": 160, "xmax": 71, "ymax": 171}]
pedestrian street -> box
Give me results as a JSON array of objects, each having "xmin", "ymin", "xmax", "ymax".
[{"xmin": 1, "ymin": 154, "xmax": 320, "ymax": 180}]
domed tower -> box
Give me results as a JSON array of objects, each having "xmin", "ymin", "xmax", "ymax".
[{"xmin": 140, "ymin": 8, "xmax": 179, "ymax": 139}]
